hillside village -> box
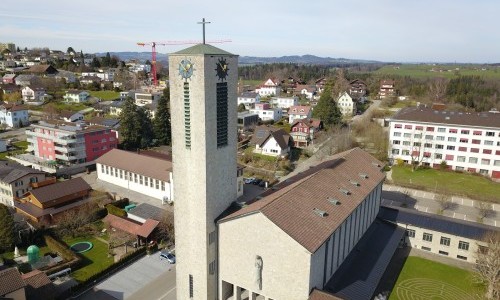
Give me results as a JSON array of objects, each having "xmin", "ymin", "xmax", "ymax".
[{"xmin": 0, "ymin": 41, "xmax": 499, "ymax": 300}]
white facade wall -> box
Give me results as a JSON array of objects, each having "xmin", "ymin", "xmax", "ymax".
[
  {"xmin": 249, "ymin": 108, "xmax": 283, "ymax": 122},
  {"xmin": 402, "ymin": 224, "xmax": 486, "ymax": 263},
  {"xmin": 0, "ymin": 109, "xmax": 29, "ymax": 128},
  {"xmin": 337, "ymin": 92, "xmax": 355, "ymax": 116},
  {"xmin": 289, "ymin": 112, "xmax": 311, "ymax": 124},
  {"xmin": 96, "ymin": 163, "xmax": 173, "ymax": 202},
  {"xmin": 237, "ymin": 95, "xmax": 260, "ymax": 108},
  {"xmin": 256, "ymin": 86, "xmax": 280, "ymax": 97},
  {"xmin": 388, "ymin": 119, "xmax": 500, "ymax": 178},
  {"xmin": 254, "ymin": 136, "xmax": 289, "ymax": 157},
  {"xmin": 64, "ymin": 92, "xmax": 89, "ymax": 103},
  {"xmin": 271, "ymin": 96, "xmax": 299, "ymax": 109},
  {"xmin": 21, "ymin": 87, "xmax": 45, "ymax": 102}
]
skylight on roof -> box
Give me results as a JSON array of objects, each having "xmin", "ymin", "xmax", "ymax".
[
  {"xmin": 349, "ymin": 180, "xmax": 360, "ymax": 187},
  {"xmin": 327, "ymin": 197, "xmax": 341, "ymax": 205},
  {"xmin": 359, "ymin": 173, "xmax": 369, "ymax": 179},
  {"xmin": 313, "ymin": 208, "xmax": 328, "ymax": 217},
  {"xmin": 256, "ymin": 130, "xmax": 266, "ymax": 139},
  {"xmin": 339, "ymin": 188, "xmax": 350, "ymax": 195}
]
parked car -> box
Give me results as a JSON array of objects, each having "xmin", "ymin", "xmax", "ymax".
[
  {"xmin": 244, "ymin": 177, "xmax": 255, "ymax": 184},
  {"xmin": 160, "ymin": 251, "xmax": 176, "ymax": 264},
  {"xmin": 258, "ymin": 180, "xmax": 266, "ymax": 188},
  {"xmin": 253, "ymin": 178, "xmax": 262, "ymax": 185}
]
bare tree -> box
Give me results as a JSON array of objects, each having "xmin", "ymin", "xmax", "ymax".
[
  {"xmin": 474, "ymin": 231, "xmax": 500, "ymax": 299},
  {"xmin": 156, "ymin": 211, "xmax": 175, "ymax": 246},
  {"xmin": 55, "ymin": 202, "xmax": 97, "ymax": 238},
  {"xmin": 436, "ymin": 193, "xmax": 453, "ymax": 213},
  {"xmin": 477, "ymin": 202, "xmax": 494, "ymax": 220},
  {"xmin": 428, "ymin": 77, "xmax": 448, "ymax": 102}
]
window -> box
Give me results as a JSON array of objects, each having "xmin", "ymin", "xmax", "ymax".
[
  {"xmin": 416, "ymin": 126, "xmax": 423, "ymax": 131},
  {"xmin": 426, "ymin": 127, "xmax": 434, "ymax": 132},
  {"xmin": 466, "ymin": 157, "xmax": 477, "ymax": 164},
  {"xmin": 484, "ymin": 140, "xmax": 493, "ymax": 146},
  {"xmin": 480, "ymin": 169, "xmax": 489, "ymax": 175},
  {"xmin": 456, "ymin": 166, "xmax": 464, "ymax": 171},
  {"xmin": 448, "ymin": 137, "xmax": 456, "ymax": 142},
  {"xmin": 101, "ymin": 165, "xmax": 105, "ymax": 173},
  {"xmin": 216, "ymin": 82, "xmax": 228, "ymax": 148},
  {"xmin": 458, "ymin": 241, "xmax": 469, "ymax": 251},
  {"xmin": 436, "ymin": 136, "xmax": 444, "ymax": 141},
  {"xmin": 446, "ymin": 145, "xmax": 455, "ymax": 150},
  {"xmin": 445, "ymin": 155, "xmax": 454, "ymax": 161},
  {"xmin": 404, "ymin": 125, "xmax": 412, "ymax": 129},
  {"xmin": 209, "ymin": 260, "xmax": 216, "ymax": 275},
  {"xmin": 435, "ymin": 153, "xmax": 442, "ymax": 159},
  {"xmin": 392, "ymin": 140, "xmax": 400, "ymax": 145},
  {"xmin": 473, "ymin": 130, "xmax": 482, "ymax": 136},
  {"xmin": 423, "ymin": 232, "xmax": 433, "ymax": 242},
  {"xmin": 393, "ymin": 132, "xmax": 401, "ymax": 137},
  {"xmin": 438, "ymin": 127, "xmax": 446, "ymax": 133},
  {"xmin": 403, "ymin": 141, "xmax": 411, "ymax": 146},
  {"xmin": 394, "ymin": 124, "xmax": 402, "ymax": 128},
  {"xmin": 406, "ymin": 229, "xmax": 415, "ymax": 238},
  {"xmin": 424, "ymin": 143, "xmax": 432, "ymax": 148},
  {"xmin": 459, "ymin": 138, "xmax": 468, "ymax": 143},
  {"xmin": 457, "ymin": 255, "xmax": 467, "ymax": 261},
  {"xmin": 461, "ymin": 130, "xmax": 469, "ymax": 135},
  {"xmin": 486, "ymin": 131, "xmax": 494, "ymax": 136},
  {"xmin": 494, "ymin": 160, "xmax": 500, "ymax": 167},
  {"xmin": 439, "ymin": 250, "xmax": 449, "ymax": 256},
  {"xmin": 120, "ymin": 170, "xmax": 123, "ymax": 179},
  {"xmin": 449, "ymin": 129, "xmax": 457, "ymax": 133},
  {"xmin": 458, "ymin": 147, "xmax": 467, "ymax": 152},
  {"xmin": 403, "ymin": 133, "xmax": 411, "ymax": 138},
  {"xmin": 414, "ymin": 134, "xmax": 422, "ymax": 139},
  {"xmin": 435, "ymin": 144, "xmax": 444, "ymax": 149},
  {"xmin": 134, "ymin": 173, "xmax": 138, "ymax": 183},
  {"xmin": 189, "ymin": 275, "xmax": 193, "ymax": 298},
  {"xmin": 425, "ymin": 135, "xmax": 433, "ymax": 140},
  {"xmin": 392, "ymin": 149, "xmax": 400, "ymax": 154},
  {"xmin": 470, "ymin": 148, "xmax": 479, "ymax": 153},
  {"xmin": 483, "ymin": 149, "xmax": 492, "ymax": 154},
  {"xmin": 457, "ymin": 156, "xmax": 466, "ymax": 162},
  {"xmin": 481, "ymin": 159, "xmax": 490, "ymax": 165},
  {"xmin": 421, "ymin": 246, "xmax": 431, "ymax": 251},
  {"xmin": 402, "ymin": 150, "xmax": 410, "ymax": 155},
  {"xmin": 156, "ymin": 179, "xmax": 160, "ymax": 189},
  {"xmin": 440, "ymin": 236, "xmax": 451, "ymax": 246},
  {"xmin": 184, "ymin": 82, "xmax": 191, "ymax": 149},
  {"xmin": 161, "ymin": 182, "xmax": 165, "ymax": 191},
  {"xmin": 414, "ymin": 142, "xmax": 421, "ymax": 147},
  {"xmin": 139, "ymin": 175, "xmax": 143, "ymax": 185}
]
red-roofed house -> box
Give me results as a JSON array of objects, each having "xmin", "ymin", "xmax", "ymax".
[
  {"xmin": 290, "ymin": 118, "xmax": 323, "ymax": 148},
  {"xmin": 103, "ymin": 213, "xmax": 159, "ymax": 246},
  {"xmin": 288, "ymin": 105, "xmax": 312, "ymax": 124}
]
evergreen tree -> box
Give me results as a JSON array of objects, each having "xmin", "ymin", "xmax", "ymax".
[
  {"xmin": 312, "ymin": 81, "xmax": 342, "ymax": 127},
  {"xmin": 138, "ymin": 107, "xmax": 154, "ymax": 148},
  {"xmin": 238, "ymin": 103, "xmax": 246, "ymax": 112},
  {"xmin": 119, "ymin": 97, "xmax": 142, "ymax": 150},
  {"xmin": 67, "ymin": 46, "xmax": 75, "ymax": 54},
  {"xmin": 91, "ymin": 57, "xmax": 101, "ymax": 68},
  {"xmin": 153, "ymin": 88, "xmax": 172, "ymax": 146},
  {"xmin": 0, "ymin": 203, "xmax": 15, "ymax": 253}
]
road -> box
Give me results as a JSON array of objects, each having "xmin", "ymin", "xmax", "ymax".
[{"xmin": 382, "ymin": 184, "xmax": 500, "ymax": 227}]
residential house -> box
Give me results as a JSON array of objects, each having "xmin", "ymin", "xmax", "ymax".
[
  {"xmin": 315, "ymin": 77, "xmax": 327, "ymax": 93},
  {"xmin": 0, "ymin": 83, "xmax": 20, "ymax": 95},
  {"xmin": 79, "ymin": 75, "xmax": 101, "ymax": 86},
  {"xmin": 103, "ymin": 214, "xmax": 159, "ymax": 246},
  {"xmin": 288, "ymin": 105, "xmax": 312, "ymax": 124},
  {"xmin": 87, "ymin": 117, "xmax": 120, "ymax": 130},
  {"xmin": 96, "ymin": 149, "xmax": 174, "ymax": 203},
  {"xmin": 109, "ymin": 101, "xmax": 124, "ymax": 116},
  {"xmin": 237, "ymin": 92, "xmax": 260, "ymax": 109},
  {"xmin": 21, "ymin": 85, "xmax": 47, "ymax": 102},
  {"xmin": 63, "ymin": 90, "xmax": 89, "ymax": 103},
  {"xmin": 21, "ymin": 270, "xmax": 56, "ymax": 300},
  {"xmin": 59, "ymin": 111, "xmax": 84, "ymax": 123},
  {"xmin": 0, "ymin": 162, "xmax": 50, "ymax": 206},
  {"xmin": 0, "ymin": 268, "xmax": 26, "ymax": 300},
  {"xmin": 296, "ymin": 84, "xmax": 317, "ymax": 100},
  {"xmin": 388, "ymin": 107, "xmax": 500, "ymax": 180},
  {"xmin": 379, "ymin": 205, "xmax": 494, "ymax": 263},
  {"xmin": 127, "ymin": 203, "xmax": 168, "ymax": 224},
  {"xmin": 25, "ymin": 64, "xmax": 58, "ymax": 76},
  {"xmin": 26, "ymin": 120, "xmax": 118, "ymax": 164},
  {"xmin": 0, "ymin": 42, "xmax": 16, "ymax": 53},
  {"xmin": 15, "ymin": 177, "xmax": 92, "ymax": 224},
  {"xmin": 0, "ymin": 104, "xmax": 29, "ymax": 128},
  {"xmin": 251, "ymin": 126, "xmax": 291, "ymax": 157},
  {"xmin": 379, "ymin": 80, "xmax": 395, "ymax": 99},
  {"xmin": 255, "ymin": 78, "xmax": 280, "ymax": 97},
  {"xmin": 237, "ymin": 112, "xmax": 259, "ymax": 130},
  {"xmin": 249, "ymin": 103, "xmax": 283, "ymax": 122},
  {"xmin": 270, "ymin": 96, "xmax": 298, "ymax": 109},
  {"xmin": 290, "ymin": 118, "xmax": 323, "ymax": 148},
  {"xmin": 2, "ymin": 74, "xmax": 16, "ymax": 84},
  {"xmin": 134, "ymin": 90, "xmax": 161, "ymax": 106},
  {"xmin": 81, "ymin": 71, "xmax": 114, "ymax": 82},
  {"xmin": 15, "ymin": 75, "xmax": 38, "ymax": 86},
  {"xmin": 349, "ymin": 79, "xmax": 367, "ymax": 99},
  {"xmin": 0, "ymin": 60, "xmax": 17, "ymax": 70},
  {"xmin": 336, "ymin": 92, "xmax": 356, "ymax": 116},
  {"xmin": 55, "ymin": 70, "xmax": 76, "ymax": 84}
]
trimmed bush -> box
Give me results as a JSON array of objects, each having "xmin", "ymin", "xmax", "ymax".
[
  {"xmin": 106, "ymin": 204, "xmax": 127, "ymax": 218},
  {"xmin": 113, "ymin": 198, "xmax": 129, "ymax": 208}
]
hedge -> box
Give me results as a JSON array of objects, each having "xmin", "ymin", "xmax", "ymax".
[
  {"xmin": 106, "ymin": 204, "xmax": 127, "ymax": 218},
  {"xmin": 41, "ymin": 235, "xmax": 82, "ymax": 275}
]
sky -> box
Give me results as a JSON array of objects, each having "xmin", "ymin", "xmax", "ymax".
[{"xmin": 1, "ymin": 0, "xmax": 499, "ymax": 63}]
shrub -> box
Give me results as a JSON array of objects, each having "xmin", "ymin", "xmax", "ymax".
[
  {"xmin": 113, "ymin": 198, "xmax": 129, "ymax": 208},
  {"xmin": 106, "ymin": 204, "xmax": 127, "ymax": 218},
  {"xmin": 396, "ymin": 158, "xmax": 405, "ymax": 166},
  {"xmin": 439, "ymin": 160, "xmax": 448, "ymax": 170}
]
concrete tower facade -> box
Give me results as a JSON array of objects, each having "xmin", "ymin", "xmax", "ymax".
[{"xmin": 170, "ymin": 44, "xmax": 238, "ymax": 300}]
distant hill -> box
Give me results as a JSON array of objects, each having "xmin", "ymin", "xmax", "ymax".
[{"xmin": 95, "ymin": 52, "xmax": 381, "ymax": 65}]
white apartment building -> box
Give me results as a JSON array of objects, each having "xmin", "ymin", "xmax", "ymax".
[
  {"xmin": 237, "ymin": 92, "xmax": 260, "ymax": 109},
  {"xmin": 288, "ymin": 105, "xmax": 312, "ymax": 124},
  {"xmin": 389, "ymin": 107, "xmax": 500, "ymax": 180},
  {"xmin": 63, "ymin": 90, "xmax": 90, "ymax": 103},
  {"xmin": 336, "ymin": 92, "xmax": 356, "ymax": 116},
  {"xmin": 270, "ymin": 96, "xmax": 299, "ymax": 109},
  {"xmin": 0, "ymin": 104, "xmax": 29, "ymax": 128},
  {"xmin": 249, "ymin": 103, "xmax": 283, "ymax": 122},
  {"xmin": 134, "ymin": 91, "xmax": 161, "ymax": 106}
]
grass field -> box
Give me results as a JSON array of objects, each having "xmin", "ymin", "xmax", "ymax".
[
  {"xmin": 89, "ymin": 91, "xmax": 120, "ymax": 101},
  {"xmin": 63, "ymin": 236, "xmax": 114, "ymax": 282},
  {"xmin": 0, "ymin": 141, "xmax": 30, "ymax": 160},
  {"xmin": 389, "ymin": 256, "xmax": 485, "ymax": 300},
  {"xmin": 374, "ymin": 64, "xmax": 500, "ymax": 79},
  {"xmin": 391, "ymin": 165, "xmax": 500, "ymax": 203}
]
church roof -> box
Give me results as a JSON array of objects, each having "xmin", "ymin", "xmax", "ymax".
[
  {"xmin": 219, "ymin": 148, "xmax": 386, "ymax": 253},
  {"xmin": 172, "ymin": 43, "xmax": 234, "ymax": 56}
]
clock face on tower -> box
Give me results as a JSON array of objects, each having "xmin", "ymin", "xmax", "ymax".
[
  {"xmin": 215, "ymin": 57, "xmax": 229, "ymax": 81},
  {"xmin": 179, "ymin": 59, "xmax": 194, "ymax": 79}
]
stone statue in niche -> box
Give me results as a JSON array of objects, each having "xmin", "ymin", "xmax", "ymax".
[{"xmin": 255, "ymin": 255, "xmax": 263, "ymax": 290}]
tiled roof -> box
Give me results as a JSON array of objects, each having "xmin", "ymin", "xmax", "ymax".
[
  {"xmin": 29, "ymin": 177, "xmax": 91, "ymax": 204},
  {"xmin": 27, "ymin": 64, "xmax": 57, "ymax": 74},
  {"xmin": 289, "ymin": 105, "xmax": 312, "ymax": 116},
  {"xmin": 391, "ymin": 106, "xmax": 500, "ymax": 129},
  {"xmin": 1, "ymin": 103, "xmax": 27, "ymax": 112},
  {"xmin": 250, "ymin": 126, "xmax": 290, "ymax": 150},
  {"xmin": 3, "ymin": 74, "xmax": 16, "ymax": 79},
  {"xmin": 22, "ymin": 269, "xmax": 56, "ymax": 299},
  {"xmin": 103, "ymin": 214, "xmax": 159, "ymax": 238},
  {"xmin": 128, "ymin": 203, "xmax": 168, "ymax": 222},
  {"xmin": 0, "ymin": 162, "xmax": 46, "ymax": 184},
  {"xmin": 220, "ymin": 148, "xmax": 385, "ymax": 253},
  {"xmin": 15, "ymin": 197, "xmax": 93, "ymax": 218},
  {"xmin": 0, "ymin": 268, "xmax": 25, "ymax": 296},
  {"xmin": 172, "ymin": 44, "xmax": 233, "ymax": 55},
  {"xmin": 96, "ymin": 149, "xmax": 172, "ymax": 182},
  {"xmin": 239, "ymin": 92, "xmax": 259, "ymax": 98},
  {"xmin": 309, "ymin": 289, "xmax": 344, "ymax": 300},
  {"xmin": 291, "ymin": 118, "xmax": 322, "ymax": 129}
]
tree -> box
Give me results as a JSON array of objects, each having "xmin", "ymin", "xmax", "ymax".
[
  {"xmin": 331, "ymin": 69, "xmax": 350, "ymax": 99},
  {"xmin": 91, "ymin": 57, "xmax": 101, "ymax": 68},
  {"xmin": 477, "ymin": 202, "xmax": 494, "ymax": 220},
  {"xmin": 138, "ymin": 107, "xmax": 154, "ymax": 148},
  {"xmin": 153, "ymin": 88, "xmax": 172, "ymax": 146},
  {"xmin": 3, "ymin": 92, "xmax": 21, "ymax": 103},
  {"xmin": 474, "ymin": 231, "xmax": 500, "ymax": 299},
  {"xmin": 428, "ymin": 77, "xmax": 448, "ymax": 102},
  {"xmin": 0, "ymin": 203, "xmax": 15, "ymax": 253},
  {"xmin": 156, "ymin": 211, "xmax": 175, "ymax": 245},
  {"xmin": 312, "ymin": 81, "xmax": 342, "ymax": 127},
  {"xmin": 238, "ymin": 103, "xmax": 246, "ymax": 112},
  {"xmin": 436, "ymin": 193, "xmax": 452, "ymax": 213},
  {"xmin": 119, "ymin": 97, "xmax": 142, "ymax": 150},
  {"xmin": 55, "ymin": 203, "xmax": 97, "ymax": 238},
  {"xmin": 67, "ymin": 47, "xmax": 75, "ymax": 54}
]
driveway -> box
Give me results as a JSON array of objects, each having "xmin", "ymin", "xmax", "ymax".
[{"xmin": 77, "ymin": 252, "xmax": 176, "ymax": 300}]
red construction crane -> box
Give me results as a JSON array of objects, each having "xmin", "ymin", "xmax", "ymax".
[{"xmin": 137, "ymin": 40, "xmax": 231, "ymax": 86}]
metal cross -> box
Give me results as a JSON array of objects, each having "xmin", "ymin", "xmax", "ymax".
[{"xmin": 197, "ymin": 18, "xmax": 211, "ymax": 44}]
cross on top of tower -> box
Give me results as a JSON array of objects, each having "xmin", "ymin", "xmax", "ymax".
[{"xmin": 197, "ymin": 18, "xmax": 211, "ymax": 44}]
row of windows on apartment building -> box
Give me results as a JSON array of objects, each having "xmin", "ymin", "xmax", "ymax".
[
  {"xmin": 420, "ymin": 246, "xmax": 469, "ymax": 261},
  {"xmin": 392, "ymin": 148, "xmax": 500, "ymax": 167},
  {"xmin": 393, "ymin": 124, "xmax": 499, "ymax": 137},
  {"xmin": 392, "ymin": 133, "xmax": 499, "ymax": 146},
  {"xmin": 92, "ymin": 144, "xmax": 116, "ymax": 152},
  {"xmin": 88, "ymin": 130, "xmax": 112, "ymax": 135},
  {"xmin": 407, "ymin": 229, "xmax": 470, "ymax": 250},
  {"xmin": 91, "ymin": 137, "xmax": 116, "ymax": 144},
  {"xmin": 101, "ymin": 165, "xmax": 166, "ymax": 191}
]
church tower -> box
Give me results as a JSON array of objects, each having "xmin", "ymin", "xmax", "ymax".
[{"xmin": 170, "ymin": 43, "xmax": 238, "ymax": 299}]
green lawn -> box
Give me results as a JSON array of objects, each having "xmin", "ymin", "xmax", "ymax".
[
  {"xmin": 389, "ymin": 256, "xmax": 485, "ymax": 300},
  {"xmin": 63, "ymin": 236, "xmax": 114, "ymax": 282},
  {"xmin": 89, "ymin": 91, "xmax": 120, "ymax": 101},
  {"xmin": 391, "ymin": 165, "xmax": 500, "ymax": 203},
  {"xmin": 374, "ymin": 64, "xmax": 500, "ymax": 79},
  {"xmin": 0, "ymin": 141, "xmax": 30, "ymax": 160}
]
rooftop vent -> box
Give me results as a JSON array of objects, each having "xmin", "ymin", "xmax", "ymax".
[
  {"xmin": 372, "ymin": 162, "xmax": 381, "ymax": 167},
  {"xmin": 313, "ymin": 208, "xmax": 328, "ymax": 217},
  {"xmin": 327, "ymin": 197, "xmax": 341, "ymax": 205},
  {"xmin": 339, "ymin": 188, "xmax": 350, "ymax": 195},
  {"xmin": 349, "ymin": 180, "xmax": 360, "ymax": 187},
  {"xmin": 359, "ymin": 173, "xmax": 369, "ymax": 179}
]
